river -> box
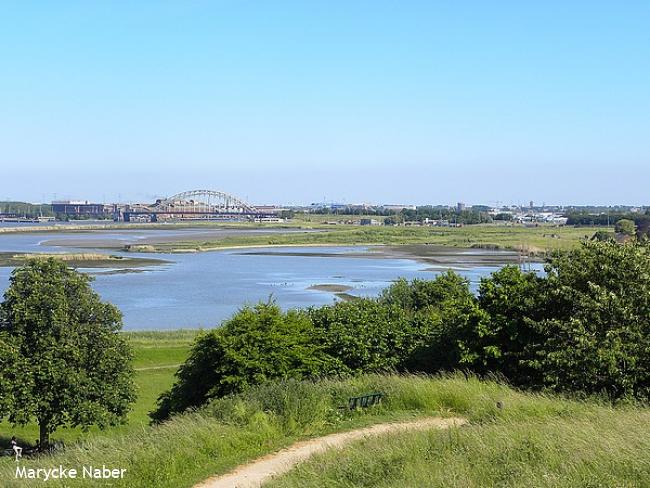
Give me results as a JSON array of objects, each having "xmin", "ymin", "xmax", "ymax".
[{"xmin": 0, "ymin": 227, "xmax": 539, "ymax": 330}]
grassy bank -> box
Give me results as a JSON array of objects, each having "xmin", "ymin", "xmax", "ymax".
[
  {"xmin": 270, "ymin": 398, "xmax": 650, "ymax": 487},
  {"xmin": 124, "ymin": 224, "xmax": 606, "ymax": 255},
  {"xmin": 0, "ymin": 252, "xmax": 167, "ymax": 269},
  {"xmin": 1, "ymin": 374, "xmax": 647, "ymax": 487},
  {"xmin": 0, "ymin": 221, "xmax": 304, "ymax": 234}
]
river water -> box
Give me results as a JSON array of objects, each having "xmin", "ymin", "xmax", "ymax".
[{"xmin": 0, "ymin": 227, "xmax": 536, "ymax": 330}]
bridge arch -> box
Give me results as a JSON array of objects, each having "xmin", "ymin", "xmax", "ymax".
[
  {"xmin": 122, "ymin": 189, "xmax": 262, "ymax": 221},
  {"xmin": 155, "ymin": 189, "xmax": 257, "ymax": 214}
]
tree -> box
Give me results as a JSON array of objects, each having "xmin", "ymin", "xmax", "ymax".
[
  {"xmin": 534, "ymin": 241, "xmax": 650, "ymax": 399},
  {"xmin": 373, "ymin": 273, "xmax": 488, "ymax": 373},
  {"xmin": 615, "ymin": 219, "xmax": 637, "ymax": 236},
  {"xmin": 151, "ymin": 302, "xmax": 330, "ymax": 422},
  {"xmin": 0, "ymin": 259, "xmax": 135, "ymax": 446},
  {"xmin": 474, "ymin": 266, "xmax": 546, "ymax": 384},
  {"xmin": 279, "ymin": 210, "xmax": 295, "ymax": 219}
]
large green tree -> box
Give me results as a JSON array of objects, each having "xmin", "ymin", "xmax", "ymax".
[
  {"xmin": 533, "ymin": 241, "xmax": 650, "ymax": 399},
  {"xmin": 379, "ymin": 272, "xmax": 473, "ymax": 313},
  {"xmin": 0, "ymin": 259, "xmax": 135, "ymax": 446}
]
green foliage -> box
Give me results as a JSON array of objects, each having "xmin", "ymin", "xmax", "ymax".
[
  {"xmin": 0, "ymin": 258, "xmax": 135, "ymax": 445},
  {"xmin": 471, "ymin": 266, "xmax": 546, "ymax": 384},
  {"xmin": 151, "ymin": 302, "xmax": 330, "ymax": 422},
  {"xmin": 615, "ymin": 218, "xmax": 637, "ymax": 236},
  {"xmin": 534, "ymin": 241, "xmax": 650, "ymax": 399},
  {"xmin": 400, "ymin": 206, "xmax": 493, "ymax": 224},
  {"xmin": 0, "ymin": 201, "xmax": 54, "ymax": 218},
  {"xmin": 591, "ymin": 230, "xmax": 614, "ymax": 242},
  {"xmin": 378, "ymin": 272, "xmax": 472, "ymax": 313},
  {"xmin": 132, "ymin": 223, "xmax": 603, "ymax": 254},
  {"xmin": 386, "ymin": 273, "xmax": 491, "ymax": 374},
  {"xmin": 279, "ymin": 209, "xmax": 295, "ymax": 219},
  {"xmin": 310, "ymin": 299, "xmax": 427, "ymax": 374}
]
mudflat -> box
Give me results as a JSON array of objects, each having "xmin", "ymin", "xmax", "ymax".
[
  {"xmin": 40, "ymin": 229, "xmax": 319, "ymax": 249},
  {"xmin": 238, "ymin": 244, "xmax": 527, "ymax": 267}
]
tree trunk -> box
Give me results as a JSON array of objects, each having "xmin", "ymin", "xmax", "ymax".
[{"xmin": 39, "ymin": 421, "xmax": 50, "ymax": 449}]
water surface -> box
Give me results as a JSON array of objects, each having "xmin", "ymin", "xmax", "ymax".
[{"xmin": 0, "ymin": 229, "xmax": 538, "ymax": 330}]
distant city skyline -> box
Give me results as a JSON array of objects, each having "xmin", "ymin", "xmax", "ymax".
[{"xmin": 1, "ymin": 2, "xmax": 649, "ymax": 206}]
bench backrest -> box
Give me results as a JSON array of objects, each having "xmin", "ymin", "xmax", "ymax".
[{"xmin": 347, "ymin": 392, "xmax": 383, "ymax": 409}]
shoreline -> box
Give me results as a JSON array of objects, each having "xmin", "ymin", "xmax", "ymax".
[
  {"xmin": 0, "ymin": 252, "xmax": 169, "ymax": 269},
  {"xmin": 0, "ymin": 222, "xmax": 307, "ymax": 234},
  {"xmin": 227, "ymin": 243, "xmax": 532, "ymax": 267}
]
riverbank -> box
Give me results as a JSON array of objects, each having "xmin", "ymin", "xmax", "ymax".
[
  {"xmin": 8, "ymin": 223, "xmax": 607, "ymax": 256},
  {"xmin": 115, "ymin": 224, "xmax": 604, "ymax": 255},
  {"xmin": 0, "ymin": 221, "xmax": 307, "ymax": 234},
  {"xmin": 0, "ymin": 252, "xmax": 168, "ymax": 269}
]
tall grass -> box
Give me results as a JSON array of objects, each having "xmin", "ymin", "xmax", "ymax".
[
  {"xmin": 0, "ymin": 373, "xmax": 623, "ymax": 488},
  {"xmin": 269, "ymin": 409, "xmax": 650, "ymax": 487}
]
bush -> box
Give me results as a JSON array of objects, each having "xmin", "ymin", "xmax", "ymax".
[
  {"xmin": 473, "ymin": 265, "xmax": 546, "ymax": 385},
  {"xmin": 310, "ymin": 299, "xmax": 432, "ymax": 374},
  {"xmin": 534, "ymin": 240, "xmax": 650, "ymax": 399},
  {"xmin": 151, "ymin": 302, "xmax": 332, "ymax": 422},
  {"xmin": 379, "ymin": 272, "xmax": 473, "ymax": 313}
]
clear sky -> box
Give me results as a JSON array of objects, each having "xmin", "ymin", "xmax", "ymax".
[{"xmin": 1, "ymin": 1, "xmax": 648, "ymax": 206}]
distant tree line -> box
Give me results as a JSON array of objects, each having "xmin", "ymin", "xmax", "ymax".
[
  {"xmin": 309, "ymin": 205, "xmax": 492, "ymax": 224},
  {"xmin": 151, "ymin": 239, "xmax": 650, "ymax": 422},
  {"xmin": 0, "ymin": 202, "xmax": 54, "ymax": 218},
  {"xmin": 400, "ymin": 206, "xmax": 493, "ymax": 224},
  {"xmin": 567, "ymin": 211, "xmax": 650, "ymax": 238},
  {"xmin": 312, "ymin": 206, "xmax": 397, "ymax": 217}
]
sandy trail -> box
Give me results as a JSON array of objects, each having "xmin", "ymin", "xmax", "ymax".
[
  {"xmin": 195, "ymin": 416, "xmax": 467, "ymax": 488},
  {"xmin": 134, "ymin": 363, "xmax": 181, "ymax": 371}
]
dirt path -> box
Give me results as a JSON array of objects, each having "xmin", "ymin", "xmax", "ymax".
[
  {"xmin": 195, "ymin": 416, "xmax": 467, "ymax": 488},
  {"xmin": 134, "ymin": 363, "xmax": 181, "ymax": 371}
]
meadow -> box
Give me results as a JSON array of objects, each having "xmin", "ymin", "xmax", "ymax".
[
  {"xmin": 1, "ymin": 373, "xmax": 649, "ymax": 487},
  {"xmin": 127, "ymin": 223, "xmax": 607, "ymax": 254}
]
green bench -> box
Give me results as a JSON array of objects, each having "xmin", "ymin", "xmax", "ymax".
[{"xmin": 344, "ymin": 392, "xmax": 384, "ymax": 410}]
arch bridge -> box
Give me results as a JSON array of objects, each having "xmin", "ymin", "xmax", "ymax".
[{"xmin": 122, "ymin": 190, "xmax": 270, "ymax": 222}]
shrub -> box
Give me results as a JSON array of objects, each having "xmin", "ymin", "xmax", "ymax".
[
  {"xmin": 534, "ymin": 240, "xmax": 650, "ymax": 399},
  {"xmin": 151, "ymin": 302, "xmax": 332, "ymax": 422}
]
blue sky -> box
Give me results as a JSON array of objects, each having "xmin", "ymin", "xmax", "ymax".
[{"xmin": 0, "ymin": 1, "xmax": 648, "ymax": 206}]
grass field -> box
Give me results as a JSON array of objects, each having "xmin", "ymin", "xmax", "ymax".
[
  {"xmin": 128, "ymin": 224, "xmax": 607, "ymax": 255},
  {"xmin": 1, "ymin": 373, "xmax": 648, "ymax": 487},
  {"xmin": 1, "ymin": 219, "xmax": 608, "ymax": 256}
]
